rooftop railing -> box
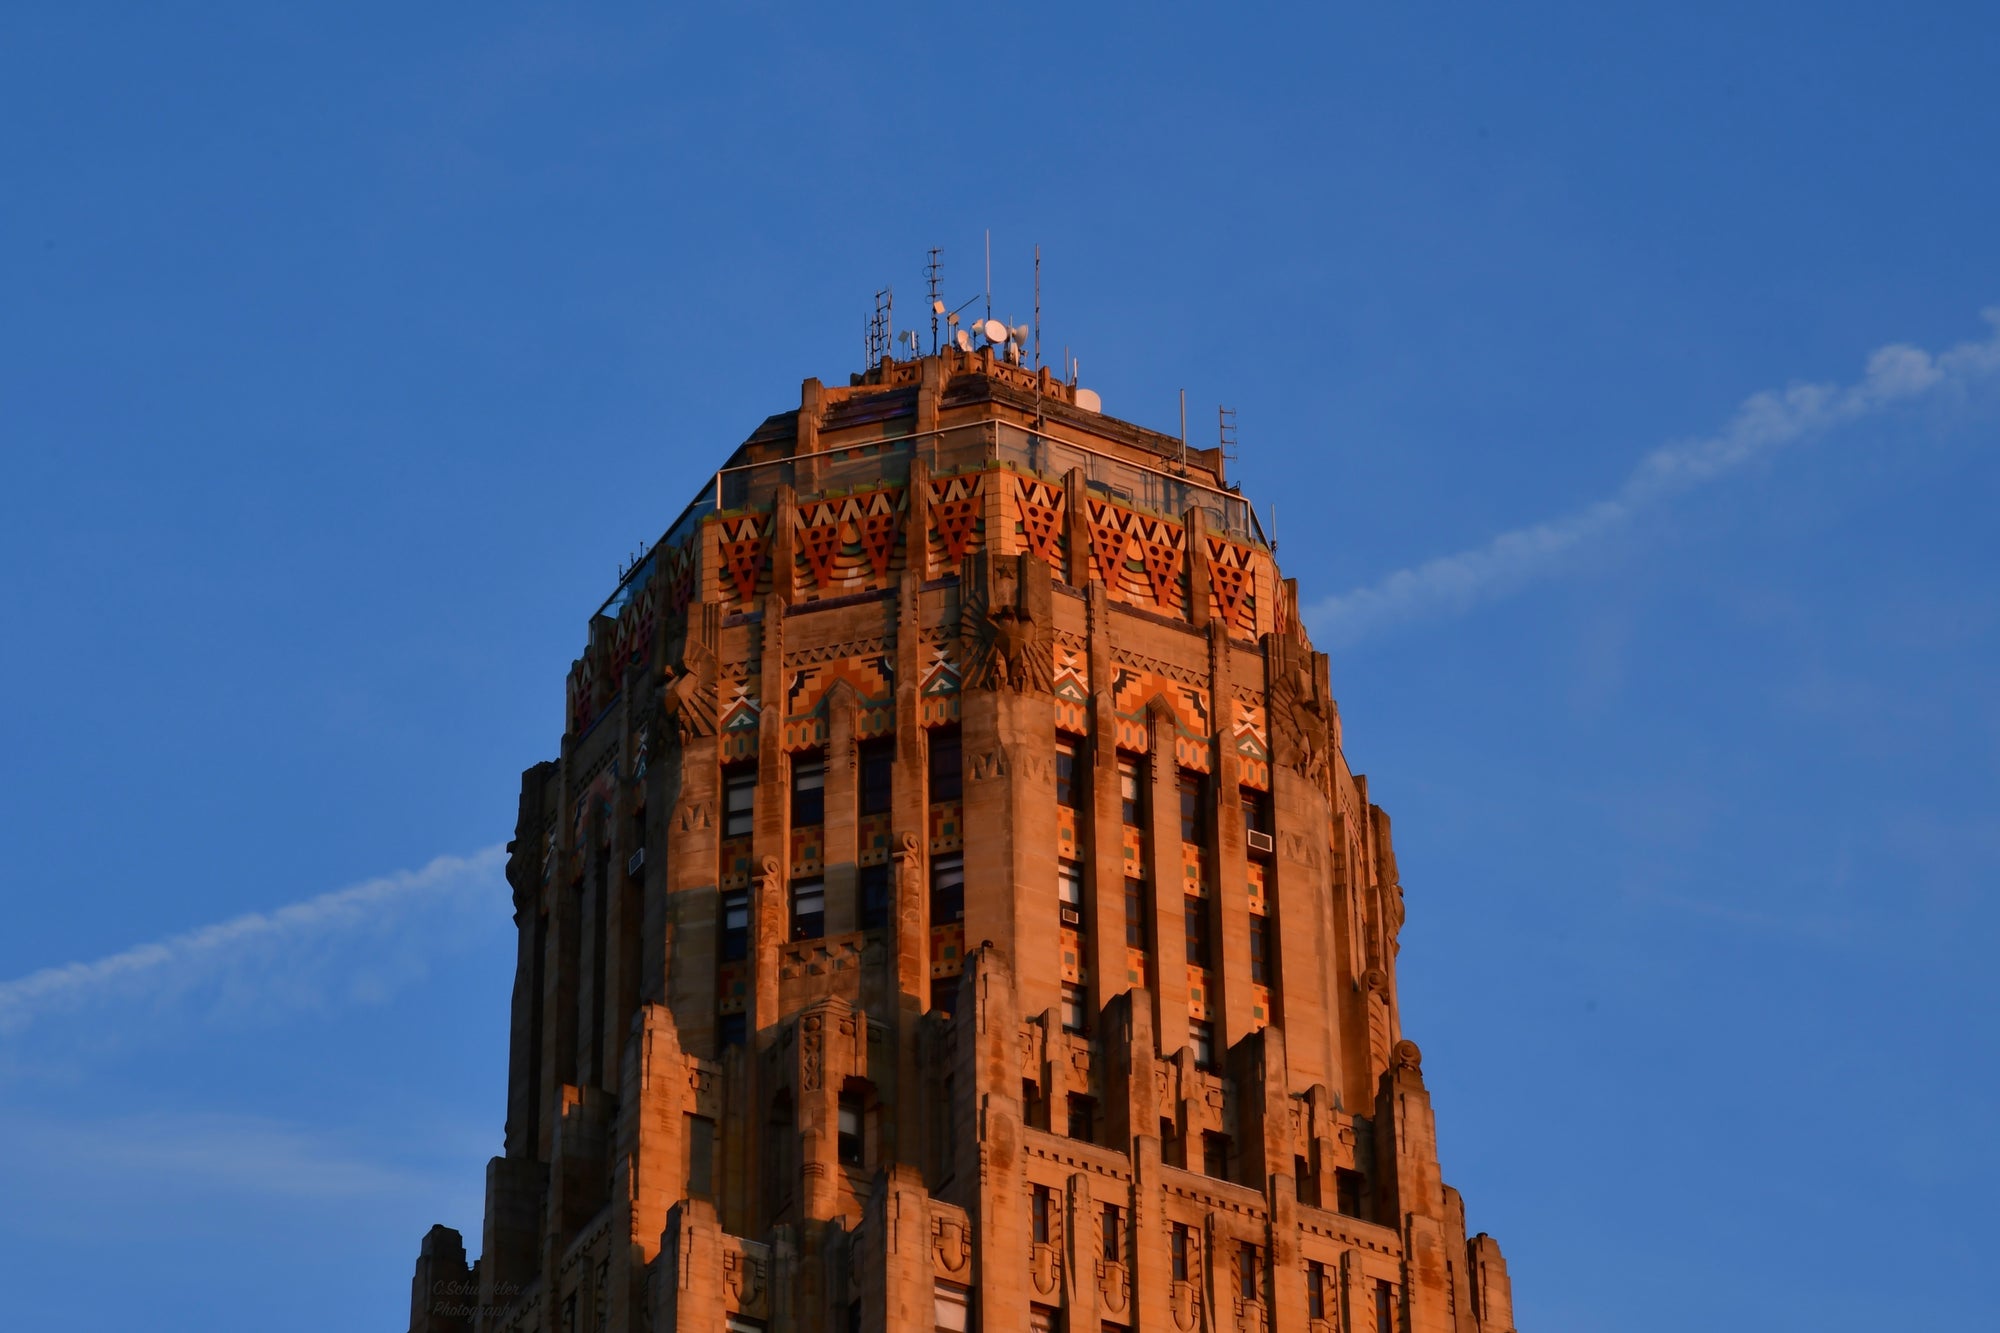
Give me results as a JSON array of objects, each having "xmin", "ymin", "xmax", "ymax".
[{"xmin": 596, "ymin": 422, "xmax": 1267, "ymax": 621}]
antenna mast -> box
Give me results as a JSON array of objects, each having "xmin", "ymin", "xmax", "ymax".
[
  {"xmin": 1032, "ymin": 244, "xmax": 1042, "ymax": 371},
  {"xmin": 1218, "ymin": 405, "xmax": 1238, "ymax": 473},
  {"xmin": 1178, "ymin": 389, "xmax": 1187, "ymax": 469},
  {"xmin": 984, "ymin": 229, "xmax": 992, "ymax": 323},
  {"xmin": 926, "ymin": 248, "xmax": 942, "ymax": 355}
]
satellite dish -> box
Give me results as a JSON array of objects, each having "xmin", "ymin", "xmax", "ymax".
[
  {"xmin": 981, "ymin": 318, "xmax": 1008, "ymax": 343},
  {"xmin": 1009, "ymin": 324, "xmax": 1030, "ymax": 345},
  {"xmin": 1075, "ymin": 388, "xmax": 1102, "ymax": 413},
  {"xmin": 954, "ymin": 328, "xmax": 973, "ymax": 352}
]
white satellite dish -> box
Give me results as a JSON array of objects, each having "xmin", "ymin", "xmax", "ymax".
[
  {"xmin": 1074, "ymin": 388, "xmax": 1102, "ymax": 413},
  {"xmin": 981, "ymin": 318, "xmax": 1008, "ymax": 343},
  {"xmin": 955, "ymin": 328, "xmax": 973, "ymax": 352}
]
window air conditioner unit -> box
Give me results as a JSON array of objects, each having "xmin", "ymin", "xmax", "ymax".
[
  {"xmin": 1245, "ymin": 830, "xmax": 1274, "ymax": 854},
  {"xmin": 628, "ymin": 847, "xmax": 646, "ymax": 876},
  {"xmin": 1060, "ymin": 906, "xmax": 1082, "ymax": 927}
]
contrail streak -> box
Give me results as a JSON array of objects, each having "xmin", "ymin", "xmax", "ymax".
[
  {"xmin": 0, "ymin": 845, "xmax": 508, "ymax": 1034},
  {"xmin": 1307, "ymin": 310, "xmax": 2000, "ymax": 647}
]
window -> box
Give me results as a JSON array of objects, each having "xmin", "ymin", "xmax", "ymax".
[
  {"xmin": 1374, "ymin": 1280, "xmax": 1395, "ymax": 1333},
  {"xmin": 1055, "ymin": 738, "xmax": 1082, "ymax": 808},
  {"xmin": 1060, "ymin": 982, "xmax": 1089, "ymax": 1034},
  {"xmin": 720, "ymin": 889, "xmax": 749, "ymax": 962},
  {"xmin": 859, "ymin": 739, "xmax": 894, "ymax": 815},
  {"xmin": 1066, "ymin": 1093, "xmax": 1096, "ymax": 1143},
  {"xmin": 1202, "ymin": 1130, "xmax": 1230, "ymax": 1181},
  {"xmin": 791, "ymin": 879, "xmax": 824, "ymax": 940},
  {"xmin": 858, "ymin": 863, "xmax": 891, "ymax": 931},
  {"xmin": 1029, "ymin": 1308, "xmax": 1056, "ymax": 1333},
  {"xmin": 1191, "ymin": 1019, "xmax": 1217, "ymax": 1069},
  {"xmin": 1185, "ymin": 896, "xmax": 1212, "ymax": 969},
  {"xmin": 1306, "ymin": 1261, "xmax": 1327, "ymax": 1320},
  {"xmin": 1161, "ymin": 1117, "xmax": 1183, "ymax": 1167},
  {"xmin": 1178, "ymin": 770, "xmax": 1207, "ymax": 844},
  {"xmin": 1249, "ymin": 912, "xmax": 1271, "ymax": 984},
  {"xmin": 1240, "ymin": 788, "xmax": 1270, "ymax": 837},
  {"xmin": 727, "ymin": 1318, "xmax": 766, "ymax": 1333},
  {"xmin": 791, "ymin": 753, "xmax": 825, "ymax": 827},
  {"xmin": 1031, "ymin": 1185, "xmax": 1054, "ymax": 1243},
  {"xmin": 1058, "ymin": 860, "xmax": 1085, "ymax": 928},
  {"xmin": 1296, "ymin": 1154, "xmax": 1319, "ymax": 1208},
  {"xmin": 837, "ymin": 1094, "xmax": 864, "ymax": 1167},
  {"xmin": 718, "ymin": 1011, "xmax": 746, "ymax": 1051},
  {"xmin": 1118, "ymin": 758, "xmax": 1145, "ymax": 827},
  {"xmin": 1169, "ymin": 1224, "xmax": 1190, "ymax": 1281},
  {"xmin": 687, "ymin": 1115, "xmax": 715, "ymax": 1198},
  {"xmin": 1124, "ymin": 877, "xmax": 1149, "ymax": 948},
  {"xmin": 928, "ymin": 728, "xmax": 962, "ymax": 803},
  {"xmin": 1100, "ymin": 1202, "xmax": 1123, "ymax": 1262},
  {"xmin": 932, "ymin": 1284, "xmax": 970, "ymax": 1333},
  {"xmin": 930, "ymin": 855, "xmax": 964, "ymax": 924},
  {"xmin": 723, "ymin": 766, "xmax": 756, "ymax": 838},
  {"xmin": 1336, "ymin": 1168, "xmax": 1366, "ymax": 1220},
  {"xmin": 1022, "ymin": 1079, "xmax": 1045, "ymax": 1131},
  {"xmin": 1237, "ymin": 1243, "xmax": 1260, "ymax": 1302}
]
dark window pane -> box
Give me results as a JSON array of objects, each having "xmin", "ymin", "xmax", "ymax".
[
  {"xmin": 930, "ymin": 855, "xmax": 964, "ymax": 924},
  {"xmin": 1055, "ymin": 740, "xmax": 1081, "ymax": 809},
  {"xmin": 1249, "ymin": 913, "xmax": 1270, "ymax": 984},
  {"xmin": 858, "ymin": 863, "xmax": 891, "ymax": 930},
  {"xmin": 720, "ymin": 890, "xmax": 750, "ymax": 962},
  {"xmin": 928, "ymin": 729, "xmax": 962, "ymax": 803},
  {"xmin": 791, "ymin": 879, "xmax": 824, "ymax": 940},
  {"xmin": 1125, "ymin": 878, "xmax": 1149, "ymax": 948},
  {"xmin": 859, "ymin": 740, "xmax": 894, "ymax": 815},
  {"xmin": 723, "ymin": 767, "xmax": 756, "ymax": 838},
  {"xmin": 1185, "ymin": 897, "xmax": 1212, "ymax": 968}
]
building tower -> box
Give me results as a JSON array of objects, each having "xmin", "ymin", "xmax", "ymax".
[{"xmin": 406, "ymin": 348, "xmax": 1517, "ymax": 1333}]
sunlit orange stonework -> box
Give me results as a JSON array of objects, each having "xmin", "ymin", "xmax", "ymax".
[{"xmin": 406, "ymin": 349, "xmax": 1518, "ymax": 1333}]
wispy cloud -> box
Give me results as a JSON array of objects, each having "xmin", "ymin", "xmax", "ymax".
[
  {"xmin": 0, "ymin": 845, "xmax": 508, "ymax": 1035},
  {"xmin": 1307, "ymin": 310, "xmax": 2000, "ymax": 647}
]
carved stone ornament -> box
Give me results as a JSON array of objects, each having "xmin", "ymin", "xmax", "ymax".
[
  {"xmin": 1392, "ymin": 1038, "xmax": 1423, "ymax": 1072},
  {"xmin": 932, "ymin": 1214, "xmax": 971, "ymax": 1275},
  {"xmin": 800, "ymin": 1013, "xmax": 825, "ymax": 1092},
  {"xmin": 962, "ymin": 554, "xmax": 1054, "ymax": 695},
  {"xmin": 660, "ymin": 606, "xmax": 721, "ymax": 741}
]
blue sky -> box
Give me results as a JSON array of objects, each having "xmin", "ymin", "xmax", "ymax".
[{"xmin": 3, "ymin": 4, "xmax": 1997, "ymax": 1328}]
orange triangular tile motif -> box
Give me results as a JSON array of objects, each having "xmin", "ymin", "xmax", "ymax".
[
  {"xmin": 1015, "ymin": 478, "xmax": 1065, "ymax": 564},
  {"xmin": 1088, "ymin": 518, "xmax": 1128, "ymax": 590},
  {"xmin": 1138, "ymin": 535, "xmax": 1182, "ymax": 606},
  {"xmin": 720, "ymin": 521, "xmax": 767, "ymax": 603},
  {"xmin": 934, "ymin": 496, "xmax": 981, "ymax": 562},
  {"xmin": 859, "ymin": 509, "xmax": 899, "ymax": 581},
  {"xmin": 800, "ymin": 521, "xmax": 843, "ymax": 589}
]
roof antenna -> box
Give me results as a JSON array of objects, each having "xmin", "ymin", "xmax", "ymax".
[
  {"xmin": 1178, "ymin": 389, "xmax": 1187, "ymax": 469},
  {"xmin": 1032, "ymin": 244, "xmax": 1042, "ymax": 371},
  {"xmin": 1218, "ymin": 405, "xmax": 1238, "ymax": 472},
  {"xmin": 984, "ymin": 228, "xmax": 992, "ymax": 324},
  {"xmin": 926, "ymin": 248, "xmax": 943, "ymax": 355}
]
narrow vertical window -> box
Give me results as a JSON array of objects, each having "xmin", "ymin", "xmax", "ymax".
[
  {"xmin": 1178, "ymin": 769, "xmax": 1207, "ymax": 845},
  {"xmin": 837, "ymin": 1093, "xmax": 864, "ymax": 1167},
  {"xmin": 1100, "ymin": 1202, "xmax": 1122, "ymax": 1262},
  {"xmin": 1058, "ymin": 860, "xmax": 1085, "ymax": 927},
  {"xmin": 933, "ymin": 1284, "xmax": 970, "ymax": 1332},
  {"xmin": 1031, "ymin": 1184, "xmax": 1053, "ymax": 1243},
  {"xmin": 1169, "ymin": 1224, "xmax": 1190, "ymax": 1282},
  {"xmin": 1161, "ymin": 1117, "xmax": 1183, "ymax": 1167},
  {"xmin": 1375, "ymin": 1280, "xmax": 1395, "ymax": 1333},
  {"xmin": 1296, "ymin": 1154, "xmax": 1319, "ymax": 1207},
  {"xmin": 930, "ymin": 854, "xmax": 964, "ymax": 924},
  {"xmin": 1118, "ymin": 757, "xmax": 1146, "ymax": 826},
  {"xmin": 857, "ymin": 863, "xmax": 890, "ymax": 931},
  {"xmin": 1124, "ymin": 877, "xmax": 1150, "ymax": 948},
  {"xmin": 1185, "ymin": 896, "xmax": 1212, "ymax": 968},
  {"xmin": 791, "ymin": 879, "xmax": 824, "ymax": 940},
  {"xmin": 791, "ymin": 752, "xmax": 825, "ymax": 827},
  {"xmin": 723, "ymin": 766, "xmax": 756, "ymax": 837},
  {"xmin": 1249, "ymin": 912, "xmax": 1271, "ymax": 984},
  {"xmin": 1060, "ymin": 981, "xmax": 1088, "ymax": 1034},
  {"xmin": 720, "ymin": 889, "xmax": 749, "ymax": 962},
  {"xmin": 687, "ymin": 1114, "xmax": 715, "ymax": 1198},
  {"xmin": 858, "ymin": 739, "xmax": 894, "ymax": 815},
  {"xmin": 1055, "ymin": 737, "xmax": 1082, "ymax": 808},
  {"xmin": 1336, "ymin": 1168, "xmax": 1366, "ymax": 1220},
  {"xmin": 928, "ymin": 727, "xmax": 962, "ymax": 803},
  {"xmin": 1306, "ymin": 1261, "xmax": 1327, "ymax": 1320},
  {"xmin": 1066, "ymin": 1093, "xmax": 1096, "ymax": 1142},
  {"xmin": 1191, "ymin": 1019, "xmax": 1217, "ymax": 1069},
  {"xmin": 1237, "ymin": 1243, "xmax": 1260, "ymax": 1301},
  {"xmin": 1202, "ymin": 1130, "xmax": 1230, "ymax": 1180}
]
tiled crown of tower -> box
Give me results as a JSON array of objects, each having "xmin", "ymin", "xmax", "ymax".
[{"xmin": 406, "ymin": 347, "xmax": 1518, "ymax": 1333}]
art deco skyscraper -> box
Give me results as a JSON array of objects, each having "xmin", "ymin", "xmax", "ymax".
[{"xmin": 406, "ymin": 347, "xmax": 1517, "ymax": 1333}]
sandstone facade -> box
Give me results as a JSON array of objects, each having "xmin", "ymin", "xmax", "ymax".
[{"xmin": 407, "ymin": 348, "xmax": 1517, "ymax": 1333}]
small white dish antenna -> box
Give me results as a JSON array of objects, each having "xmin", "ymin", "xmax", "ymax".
[
  {"xmin": 1009, "ymin": 324, "xmax": 1030, "ymax": 345},
  {"xmin": 954, "ymin": 328, "xmax": 973, "ymax": 352},
  {"xmin": 981, "ymin": 318, "xmax": 1008, "ymax": 343},
  {"xmin": 1074, "ymin": 388, "xmax": 1102, "ymax": 413}
]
